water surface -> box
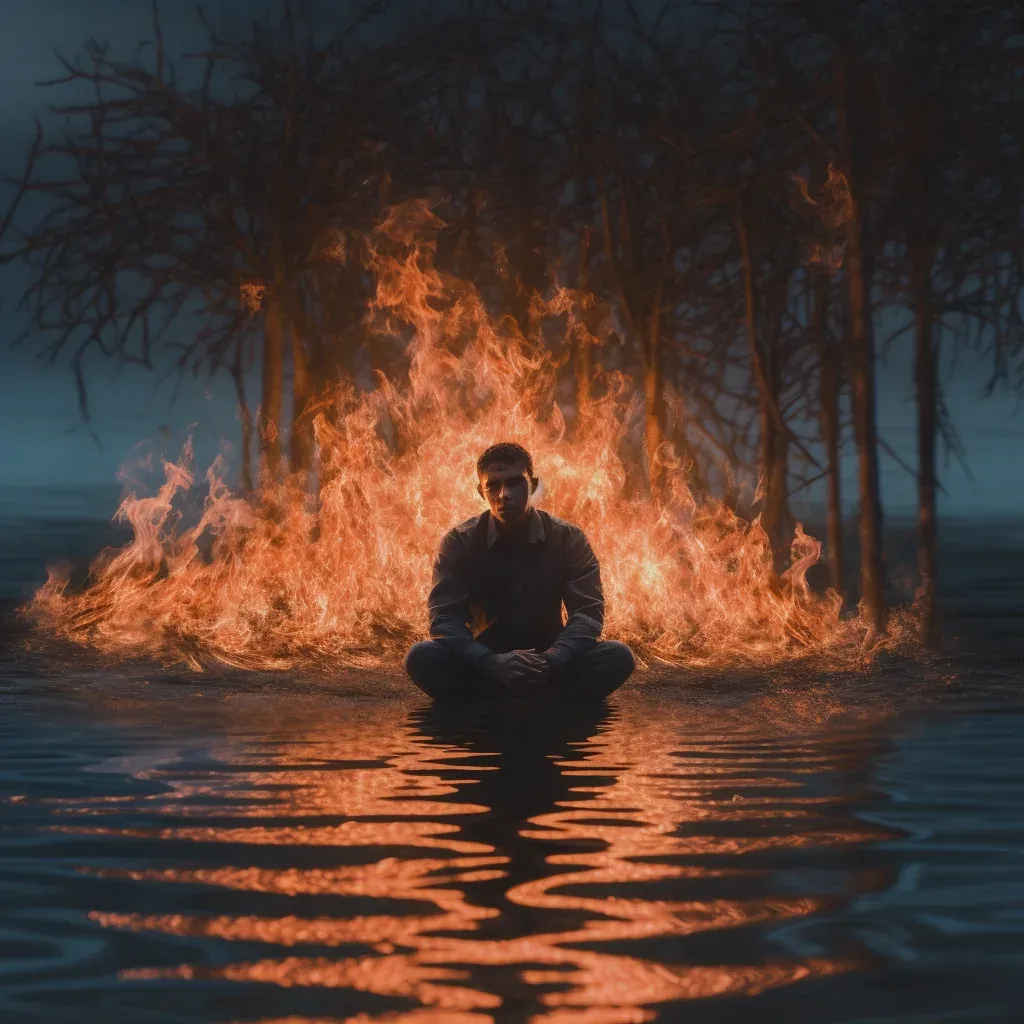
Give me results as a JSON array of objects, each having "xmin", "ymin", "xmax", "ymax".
[
  {"xmin": 2, "ymin": 681, "xmax": 1024, "ymax": 1023},
  {"xmin": 2, "ymin": 501, "xmax": 1024, "ymax": 1021}
]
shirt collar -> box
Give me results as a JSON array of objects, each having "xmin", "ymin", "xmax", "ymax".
[{"xmin": 487, "ymin": 507, "xmax": 546, "ymax": 548}]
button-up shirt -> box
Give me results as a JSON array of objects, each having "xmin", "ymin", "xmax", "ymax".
[{"xmin": 427, "ymin": 507, "xmax": 604, "ymax": 668}]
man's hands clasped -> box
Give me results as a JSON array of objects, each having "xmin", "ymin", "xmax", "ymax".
[{"xmin": 485, "ymin": 649, "xmax": 553, "ymax": 693}]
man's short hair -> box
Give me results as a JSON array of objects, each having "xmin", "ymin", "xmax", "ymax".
[{"xmin": 477, "ymin": 442, "xmax": 534, "ymax": 477}]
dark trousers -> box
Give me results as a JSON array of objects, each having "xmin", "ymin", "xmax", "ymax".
[{"xmin": 404, "ymin": 639, "xmax": 635, "ymax": 704}]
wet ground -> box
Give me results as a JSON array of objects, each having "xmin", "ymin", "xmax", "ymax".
[{"xmin": 2, "ymin": 492, "xmax": 1024, "ymax": 1022}]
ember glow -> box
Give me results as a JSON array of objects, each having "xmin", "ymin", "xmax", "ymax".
[{"xmin": 28, "ymin": 203, "xmax": 910, "ymax": 673}]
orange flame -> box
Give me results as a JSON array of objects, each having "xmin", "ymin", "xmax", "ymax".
[{"xmin": 28, "ymin": 202, "xmax": 910, "ymax": 674}]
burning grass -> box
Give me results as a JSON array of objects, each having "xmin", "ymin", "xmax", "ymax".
[{"xmin": 26, "ymin": 205, "xmax": 913, "ymax": 674}]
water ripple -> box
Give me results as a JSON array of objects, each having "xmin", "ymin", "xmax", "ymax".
[{"xmin": 2, "ymin": 694, "xmax": 1024, "ymax": 1022}]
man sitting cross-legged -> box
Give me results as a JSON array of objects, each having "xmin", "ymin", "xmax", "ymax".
[{"xmin": 404, "ymin": 442, "xmax": 636, "ymax": 703}]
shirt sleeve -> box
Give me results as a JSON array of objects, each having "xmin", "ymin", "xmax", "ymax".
[
  {"xmin": 427, "ymin": 528, "xmax": 495, "ymax": 666},
  {"xmin": 546, "ymin": 527, "xmax": 604, "ymax": 667}
]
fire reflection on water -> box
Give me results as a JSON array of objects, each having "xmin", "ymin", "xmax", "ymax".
[{"xmin": 67, "ymin": 698, "xmax": 890, "ymax": 1022}]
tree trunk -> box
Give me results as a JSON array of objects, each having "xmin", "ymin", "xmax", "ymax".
[
  {"xmin": 736, "ymin": 206, "xmax": 785, "ymax": 550},
  {"xmin": 836, "ymin": 50, "xmax": 887, "ymax": 636},
  {"xmin": 290, "ymin": 322, "xmax": 314, "ymax": 477},
  {"xmin": 914, "ymin": 249, "xmax": 940, "ymax": 649},
  {"xmin": 845, "ymin": 220, "xmax": 886, "ymax": 633},
  {"xmin": 757, "ymin": 395, "xmax": 777, "ymax": 533},
  {"xmin": 814, "ymin": 273, "xmax": 844, "ymax": 594},
  {"xmin": 232, "ymin": 340, "xmax": 253, "ymax": 494},
  {"xmin": 598, "ymin": 181, "xmax": 662, "ymax": 494},
  {"xmin": 575, "ymin": 224, "xmax": 593, "ymax": 411},
  {"xmin": 643, "ymin": 348, "xmax": 663, "ymax": 492},
  {"xmin": 766, "ymin": 406, "xmax": 788, "ymax": 552},
  {"xmin": 643, "ymin": 233, "xmax": 668, "ymax": 495},
  {"xmin": 260, "ymin": 289, "xmax": 285, "ymax": 479},
  {"xmin": 764, "ymin": 293, "xmax": 790, "ymax": 553},
  {"xmin": 671, "ymin": 396, "xmax": 709, "ymax": 495}
]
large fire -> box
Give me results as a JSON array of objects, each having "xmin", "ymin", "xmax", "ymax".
[{"xmin": 28, "ymin": 203, "xmax": 910, "ymax": 674}]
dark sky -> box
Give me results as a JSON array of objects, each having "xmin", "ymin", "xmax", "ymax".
[{"xmin": 0, "ymin": 0, "xmax": 1022, "ymax": 516}]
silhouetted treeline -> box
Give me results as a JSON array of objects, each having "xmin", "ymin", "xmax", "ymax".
[{"xmin": 2, "ymin": 0, "xmax": 1023, "ymax": 648}]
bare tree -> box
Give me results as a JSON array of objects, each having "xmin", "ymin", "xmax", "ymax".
[
  {"xmin": 1, "ymin": 1, "xmax": 405, "ymax": 482},
  {"xmin": 875, "ymin": 0, "xmax": 1024, "ymax": 647}
]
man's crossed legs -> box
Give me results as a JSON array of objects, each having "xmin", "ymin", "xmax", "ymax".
[{"xmin": 404, "ymin": 640, "xmax": 635, "ymax": 703}]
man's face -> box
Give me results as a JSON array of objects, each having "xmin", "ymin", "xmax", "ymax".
[{"xmin": 478, "ymin": 460, "xmax": 534, "ymax": 526}]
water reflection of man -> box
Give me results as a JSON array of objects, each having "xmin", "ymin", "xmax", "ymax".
[{"xmin": 405, "ymin": 442, "xmax": 636, "ymax": 702}]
